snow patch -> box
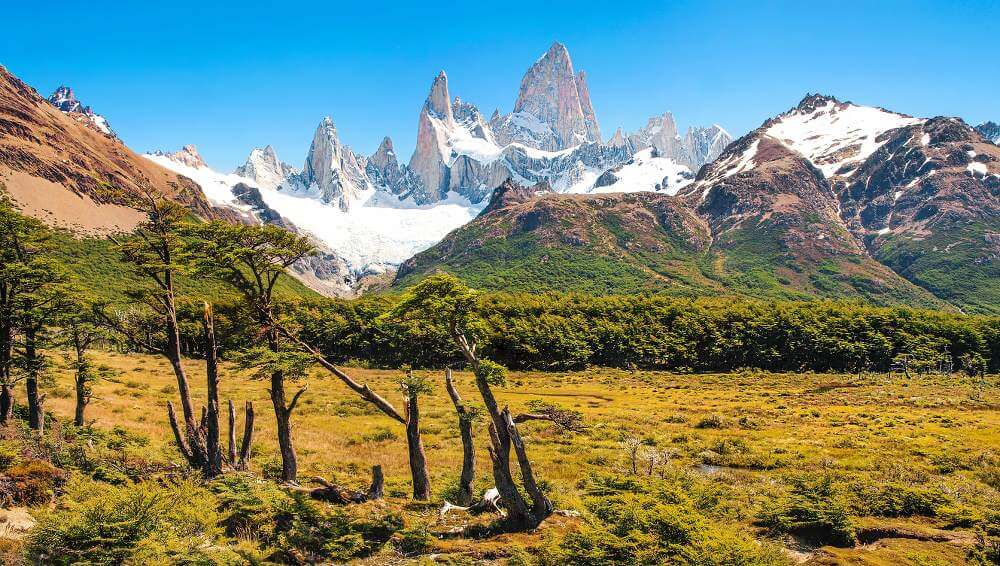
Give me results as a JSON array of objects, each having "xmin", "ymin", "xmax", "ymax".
[
  {"xmin": 968, "ymin": 162, "xmax": 988, "ymax": 176},
  {"xmin": 145, "ymin": 153, "xmax": 482, "ymax": 271},
  {"xmin": 766, "ymin": 101, "xmax": 924, "ymax": 178},
  {"xmin": 588, "ymin": 149, "xmax": 693, "ymax": 196}
]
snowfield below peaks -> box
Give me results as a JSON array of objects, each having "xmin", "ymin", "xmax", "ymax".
[
  {"xmin": 258, "ymin": 189, "xmax": 483, "ymax": 269},
  {"xmin": 144, "ymin": 154, "xmax": 252, "ymax": 210},
  {"xmin": 589, "ymin": 149, "xmax": 693, "ymax": 195},
  {"xmin": 143, "ymin": 153, "xmax": 483, "ymax": 271}
]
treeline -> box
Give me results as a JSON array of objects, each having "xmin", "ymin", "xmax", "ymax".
[{"xmin": 280, "ymin": 293, "xmax": 999, "ymax": 374}]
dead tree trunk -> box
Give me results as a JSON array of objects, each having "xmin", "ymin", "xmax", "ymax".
[
  {"xmin": 202, "ymin": 304, "xmax": 224, "ymax": 478},
  {"xmin": 445, "ymin": 369, "xmax": 476, "ymax": 506},
  {"xmin": 368, "ymin": 464, "xmax": 384, "ymax": 500},
  {"xmin": 227, "ymin": 399, "xmax": 237, "ymax": 464},
  {"xmin": 403, "ymin": 372, "xmax": 431, "ymax": 501},
  {"xmin": 451, "ymin": 326, "xmax": 551, "ymax": 531},
  {"xmin": 233, "ymin": 400, "xmax": 254, "ymax": 472}
]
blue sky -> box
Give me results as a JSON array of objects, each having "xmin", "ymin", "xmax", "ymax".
[{"xmin": 2, "ymin": 0, "xmax": 996, "ymax": 171}]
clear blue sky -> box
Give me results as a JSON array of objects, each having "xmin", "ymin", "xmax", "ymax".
[{"xmin": 2, "ymin": 0, "xmax": 996, "ymax": 171}]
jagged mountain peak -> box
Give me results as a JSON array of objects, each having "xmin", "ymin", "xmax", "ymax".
[
  {"xmin": 509, "ymin": 42, "xmax": 599, "ymax": 150},
  {"xmin": 301, "ymin": 115, "xmax": 369, "ymax": 209},
  {"xmin": 370, "ymin": 136, "xmax": 398, "ymax": 169},
  {"xmin": 765, "ymin": 94, "xmax": 924, "ymax": 178},
  {"xmin": 977, "ymin": 121, "xmax": 1000, "ymax": 144},
  {"xmin": 235, "ymin": 144, "xmax": 295, "ymax": 190},
  {"xmin": 48, "ymin": 85, "xmax": 83, "ymax": 113},
  {"xmin": 424, "ymin": 70, "xmax": 453, "ymax": 123},
  {"xmin": 794, "ymin": 93, "xmax": 841, "ymax": 112},
  {"xmin": 152, "ymin": 144, "xmax": 206, "ymax": 169},
  {"xmin": 46, "ymin": 84, "xmax": 114, "ymax": 136}
]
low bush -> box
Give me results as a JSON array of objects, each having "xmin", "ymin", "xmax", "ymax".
[
  {"xmin": 758, "ymin": 474, "xmax": 856, "ymax": 547},
  {"xmin": 1, "ymin": 460, "xmax": 66, "ymax": 506},
  {"xmin": 542, "ymin": 475, "xmax": 786, "ymax": 565},
  {"xmin": 851, "ymin": 482, "xmax": 951, "ymax": 518},
  {"xmin": 210, "ymin": 474, "xmax": 403, "ymax": 562},
  {"xmin": 393, "ymin": 525, "xmax": 435, "ymax": 556},
  {"xmin": 695, "ymin": 414, "xmax": 727, "ymax": 429},
  {"xmin": 26, "ymin": 478, "xmax": 239, "ymax": 564}
]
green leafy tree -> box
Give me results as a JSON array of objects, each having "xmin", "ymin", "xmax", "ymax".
[
  {"xmin": 0, "ymin": 197, "xmax": 72, "ymax": 431},
  {"xmin": 61, "ymin": 296, "xmax": 114, "ymax": 426},
  {"xmin": 184, "ymin": 221, "xmax": 315, "ymax": 482},
  {"xmin": 106, "ymin": 195, "xmax": 211, "ymax": 470}
]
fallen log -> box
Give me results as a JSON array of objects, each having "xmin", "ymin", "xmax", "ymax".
[{"xmin": 286, "ymin": 465, "xmax": 384, "ymax": 504}]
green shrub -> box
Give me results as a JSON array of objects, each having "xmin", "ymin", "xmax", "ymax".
[
  {"xmin": 852, "ymin": 482, "xmax": 951, "ymax": 518},
  {"xmin": 209, "ymin": 474, "xmax": 402, "ymax": 563},
  {"xmin": 0, "ymin": 441, "xmax": 20, "ymax": 471},
  {"xmin": 695, "ymin": 414, "xmax": 727, "ymax": 429},
  {"xmin": 544, "ymin": 475, "xmax": 786, "ymax": 565},
  {"xmin": 394, "ymin": 525, "xmax": 435, "ymax": 556},
  {"xmin": 758, "ymin": 474, "xmax": 856, "ymax": 547},
  {"xmin": 26, "ymin": 477, "xmax": 239, "ymax": 564}
]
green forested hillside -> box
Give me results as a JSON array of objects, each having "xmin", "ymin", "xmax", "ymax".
[{"xmin": 51, "ymin": 230, "xmax": 318, "ymax": 304}]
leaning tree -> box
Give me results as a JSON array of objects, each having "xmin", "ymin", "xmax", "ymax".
[
  {"xmin": 193, "ymin": 222, "xmax": 434, "ymax": 496},
  {"xmin": 258, "ymin": 303, "xmax": 433, "ymax": 499},
  {"xmin": 391, "ymin": 273, "xmax": 553, "ymax": 531}
]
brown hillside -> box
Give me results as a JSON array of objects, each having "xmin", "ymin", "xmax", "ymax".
[{"xmin": 0, "ymin": 65, "xmax": 223, "ymax": 233}]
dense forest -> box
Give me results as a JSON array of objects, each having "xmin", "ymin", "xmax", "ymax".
[{"xmin": 289, "ymin": 293, "xmax": 999, "ymax": 374}]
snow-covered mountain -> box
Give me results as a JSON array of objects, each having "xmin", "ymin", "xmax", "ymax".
[
  {"xmin": 144, "ymin": 145, "xmax": 482, "ymax": 296},
  {"xmin": 628, "ymin": 114, "xmax": 732, "ymax": 171},
  {"xmin": 47, "ymin": 85, "xmax": 114, "ymax": 136},
  {"xmin": 142, "ymin": 42, "xmax": 732, "ymax": 291},
  {"xmin": 234, "ymin": 145, "xmax": 297, "ymax": 190}
]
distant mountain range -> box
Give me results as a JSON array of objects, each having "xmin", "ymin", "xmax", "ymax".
[
  {"xmin": 140, "ymin": 42, "xmax": 735, "ymax": 294},
  {"xmin": 1, "ymin": 43, "xmax": 998, "ymax": 312},
  {"xmin": 400, "ymin": 94, "xmax": 1000, "ymax": 313}
]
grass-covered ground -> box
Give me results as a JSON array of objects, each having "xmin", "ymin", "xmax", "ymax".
[{"xmin": 8, "ymin": 352, "xmax": 1000, "ymax": 564}]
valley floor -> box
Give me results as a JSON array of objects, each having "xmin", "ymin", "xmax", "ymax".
[{"xmin": 22, "ymin": 353, "xmax": 1000, "ymax": 563}]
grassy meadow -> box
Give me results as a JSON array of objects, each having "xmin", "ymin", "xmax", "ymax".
[{"xmin": 30, "ymin": 350, "xmax": 1000, "ymax": 564}]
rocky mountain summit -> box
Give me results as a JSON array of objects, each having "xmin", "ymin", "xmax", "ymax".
[
  {"xmin": 234, "ymin": 145, "xmax": 296, "ymax": 190},
  {"xmin": 628, "ymin": 114, "xmax": 732, "ymax": 170},
  {"xmin": 47, "ymin": 85, "xmax": 114, "ymax": 136},
  {"xmin": 978, "ymin": 121, "xmax": 1000, "ymax": 144},
  {"xmin": 234, "ymin": 42, "xmax": 729, "ymax": 210},
  {"xmin": 149, "ymin": 144, "xmax": 207, "ymax": 169},
  {"xmin": 295, "ymin": 117, "xmax": 371, "ymax": 209},
  {"xmin": 493, "ymin": 42, "xmax": 601, "ymax": 150}
]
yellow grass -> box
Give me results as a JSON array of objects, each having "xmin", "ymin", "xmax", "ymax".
[{"xmin": 39, "ymin": 352, "xmax": 1000, "ymax": 563}]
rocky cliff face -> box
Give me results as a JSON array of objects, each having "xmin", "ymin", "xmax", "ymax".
[
  {"xmin": 496, "ymin": 42, "xmax": 600, "ymax": 151},
  {"xmin": 47, "ymin": 85, "xmax": 114, "ymax": 136},
  {"xmin": 234, "ymin": 145, "xmax": 296, "ymax": 190},
  {"xmin": 298, "ymin": 117, "xmax": 370, "ymax": 209},
  {"xmin": 0, "ymin": 66, "xmax": 216, "ymax": 225},
  {"xmin": 150, "ymin": 144, "xmax": 207, "ymax": 169},
  {"xmin": 408, "ymin": 71, "xmax": 455, "ymax": 203}
]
